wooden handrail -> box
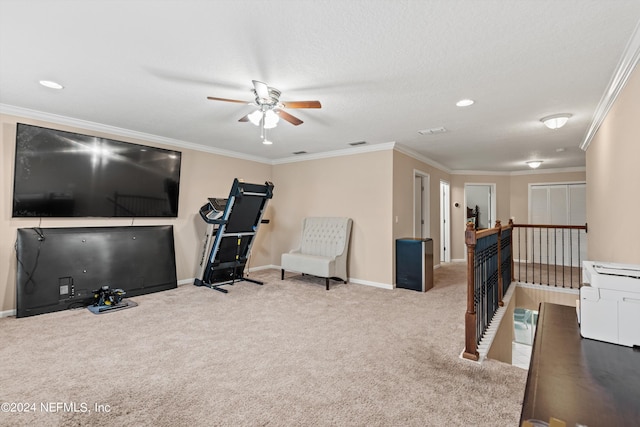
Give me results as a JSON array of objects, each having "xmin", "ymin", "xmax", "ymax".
[{"xmin": 512, "ymin": 223, "xmax": 587, "ymax": 231}]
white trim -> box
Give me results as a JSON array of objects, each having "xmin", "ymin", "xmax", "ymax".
[
  {"xmin": 509, "ymin": 167, "xmax": 586, "ymax": 176},
  {"xmin": 0, "ymin": 104, "xmax": 272, "ymax": 164},
  {"xmin": 0, "ymin": 309, "xmax": 17, "ymax": 318},
  {"xmin": 451, "ymin": 258, "xmax": 466, "ymax": 263},
  {"xmin": 272, "ymin": 141, "xmax": 397, "ymax": 165},
  {"xmin": 246, "ymin": 264, "xmax": 279, "ymax": 272},
  {"xmin": 178, "ymin": 278, "xmax": 194, "ymax": 286},
  {"xmin": 348, "ymin": 277, "xmax": 394, "ymax": 290},
  {"xmin": 452, "ymin": 170, "xmax": 511, "ymax": 176},
  {"xmin": 413, "ymin": 169, "xmax": 430, "ymax": 239},
  {"xmin": 580, "ymin": 20, "xmax": 640, "ymax": 151},
  {"xmin": 464, "ymin": 182, "xmax": 497, "ymax": 228},
  {"xmin": 516, "ymin": 281, "xmax": 579, "ymax": 295},
  {"xmin": 0, "ymin": 103, "xmax": 592, "ymax": 174},
  {"xmin": 393, "ymin": 143, "xmax": 452, "ymax": 173}
]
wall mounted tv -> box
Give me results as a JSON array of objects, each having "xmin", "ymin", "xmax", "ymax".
[{"xmin": 13, "ymin": 123, "xmax": 182, "ymax": 218}]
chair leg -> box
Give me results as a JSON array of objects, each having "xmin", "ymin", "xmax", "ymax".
[
  {"xmin": 325, "ymin": 278, "xmax": 329, "ymax": 290},
  {"xmin": 281, "ymin": 269, "xmax": 284, "ymax": 280}
]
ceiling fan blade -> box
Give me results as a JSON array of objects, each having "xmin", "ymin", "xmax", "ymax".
[
  {"xmin": 252, "ymin": 80, "xmax": 270, "ymax": 100},
  {"xmin": 238, "ymin": 114, "xmax": 250, "ymax": 122},
  {"xmin": 277, "ymin": 110, "xmax": 303, "ymax": 126},
  {"xmin": 281, "ymin": 100, "xmax": 322, "ymax": 109},
  {"xmin": 207, "ymin": 96, "xmax": 249, "ymax": 104}
]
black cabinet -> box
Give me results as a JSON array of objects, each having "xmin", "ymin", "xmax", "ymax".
[{"xmin": 395, "ymin": 238, "xmax": 434, "ymax": 292}]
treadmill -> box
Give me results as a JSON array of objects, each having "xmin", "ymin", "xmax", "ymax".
[{"xmin": 194, "ymin": 178, "xmax": 274, "ymax": 293}]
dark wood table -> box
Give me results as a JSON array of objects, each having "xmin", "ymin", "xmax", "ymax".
[{"xmin": 520, "ymin": 302, "xmax": 640, "ymax": 427}]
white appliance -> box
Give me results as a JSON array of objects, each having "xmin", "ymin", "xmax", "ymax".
[{"xmin": 580, "ymin": 261, "xmax": 640, "ymax": 347}]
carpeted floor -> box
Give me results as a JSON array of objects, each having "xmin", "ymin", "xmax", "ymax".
[{"xmin": 0, "ymin": 263, "xmax": 527, "ymax": 426}]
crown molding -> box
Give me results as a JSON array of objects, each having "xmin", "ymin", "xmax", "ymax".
[
  {"xmin": 272, "ymin": 141, "xmax": 397, "ymax": 165},
  {"xmin": 580, "ymin": 20, "xmax": 640, "ymax": 151},
  {"xmin": 0, "ymin": 104, "xmax": 590, "ymax": 174},
  {"xmin": 0, "ymin": 104, "xmax": 273, "ymax": 165},
  {"xmin": 450, "ymin": 169, "xmax": 511, "ymax": 176},
  {"xmin": 509, "ymin": 166, "xmax": 586, "ymax": 176},
  {"xmin": 392, "ymin": 143, "xmax": 452, "ymax": 173}
]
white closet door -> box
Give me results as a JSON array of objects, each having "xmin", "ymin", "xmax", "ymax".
[
  {"xmin": 530, "ymin": 187, "xmax": 549, "ymax": 263},
  {"xmin": 569, "ymin": 184, "xmax": 587, "ymax": 266},
  {"xmin": 549, "ymin": 186, "xmax": 568, "ymax": 265},
  {"xmin": 529, "ymin": 183, "xmax": 587, "ymax": 267}
]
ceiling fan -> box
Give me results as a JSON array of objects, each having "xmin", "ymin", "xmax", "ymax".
[{"xmin": 207, "ymin": 80, "xmax": 321, "ymax": 128}]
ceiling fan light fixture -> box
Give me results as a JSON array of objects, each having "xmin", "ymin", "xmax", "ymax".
[
  {"xmin": 526, "ymin": 160, "xmax": 543, "ymax": 169},
  {"xmin": 541, "ymin": 113, "xmax": 572, "ymax": 129},
  {"xmin": 247, "ymin": 110, "xmax": 263, "ymax": 126},
  {"xmin": 263, "ymin": 109, "xmax": 279, "ymax": 129}
]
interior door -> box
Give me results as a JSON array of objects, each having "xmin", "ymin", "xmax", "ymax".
[{"xmin": 440, "ymin": 180, "xmax": 450, "ymax": 262}]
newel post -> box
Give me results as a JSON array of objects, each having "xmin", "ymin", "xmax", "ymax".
[
  {"xmin": 463, "ymin": 222, "xmax": 479, "ymax": 361},
  {"xmin": 496, "ymin": 220, "xmax": 504, "ymax": 307}
]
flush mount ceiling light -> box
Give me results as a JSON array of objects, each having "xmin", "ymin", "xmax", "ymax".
[
  {"xmin": 456, "ymin": 99, "xmax": 474, "ymax": 107},
  {"xmin": 526, "ymin": 160, "xmax": 543, "ymax": 169},
  {"xmin": 39, "ymin": 80, "xmax": 64, "ymax": 89},
  {"xmin": 541, "ymin": 113, "xmax": 572, "ymax": 130}
]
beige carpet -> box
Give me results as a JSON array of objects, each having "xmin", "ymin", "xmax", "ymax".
[{"xmin": 0, "ymin": 263, "xmax": 526, "ymax": 426}]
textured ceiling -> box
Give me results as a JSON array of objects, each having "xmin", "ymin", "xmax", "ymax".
[{"xmin": 1, "ymin": 0, "xmax": 640, "ymax": 171}]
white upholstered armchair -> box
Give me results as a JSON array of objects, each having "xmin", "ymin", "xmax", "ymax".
[{"xmin": 281, "ymin": 217, "xmax": 353, "ymax": 290}]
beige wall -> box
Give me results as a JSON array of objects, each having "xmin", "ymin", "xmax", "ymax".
[
  {"xmin": 0, "ymin": 114, "xmax": 273, "ymax": 313},
  {"xmin": 586, "ymin": 65, "xmax": 640, "ymax": 264},
  {"xmin": 272, "ymin": 150, "xmax": 394, "ymax": 286},
  {"xmin": 392, "ymin": 151, "xmax": 451, "ymax": 268}
]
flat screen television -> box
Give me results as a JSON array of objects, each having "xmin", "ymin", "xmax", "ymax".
[{"xmin": 12, "ymin": 123, "xmax": 182, "ymax": 217}]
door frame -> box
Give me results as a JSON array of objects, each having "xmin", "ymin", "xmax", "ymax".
[
  {"xmin": 413, "ymin": 170, "xmax": 430, "ymax": 239},
  {"xmin": 440, "ymin": 180, "xmax": 451, "ymax": 262},
  {"xmin": 463, "ymin": 183, "xmax": 496, "ymax": 229}
]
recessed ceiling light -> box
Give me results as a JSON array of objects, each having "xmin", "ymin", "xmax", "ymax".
[
  {"xmin": 39, "ymin": 80, "xmax": 64, "ymax": 90},
  {"xmin": 456, "ymin": 99, "xmax": 474, "ymax": 107}
]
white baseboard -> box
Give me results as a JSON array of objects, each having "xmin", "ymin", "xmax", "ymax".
[
  {"xmin": 190, "ymin": 265, "xmax": 399, "ymax": 291},
  {"xmin": 0, "ymin": 309, "xmax": 17, "ymax": 318},
  {"xmin": 348, "ymin": 278, "xmax": 394, "ymax": 290},
  {"xmin": 178, "ymin": 278, "xmax": 194, "ymax": 286},
  {"xmin": 516, "ymin": 282, "xmax": 579, "ymax": 294},
  {"xmin": 247, "ymin": 264, "xmax": 279, "ymax": 272}
]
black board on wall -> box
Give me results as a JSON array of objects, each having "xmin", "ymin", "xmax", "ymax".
[{"xmin": 15, "ymin": 225, "xmax": 177, "ymax": 318}]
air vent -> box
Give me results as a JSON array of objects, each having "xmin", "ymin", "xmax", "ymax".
[
  {"xmin": 292, "ymin": 151, "xmax": 307, "ymax": 155},
  {"xmin": 418, "ymin": 127, "xmax": 447, "ymax": 135},
  {"xmin": 349, "ymin": 141, "xmax": 367, "ymax": 146}
]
